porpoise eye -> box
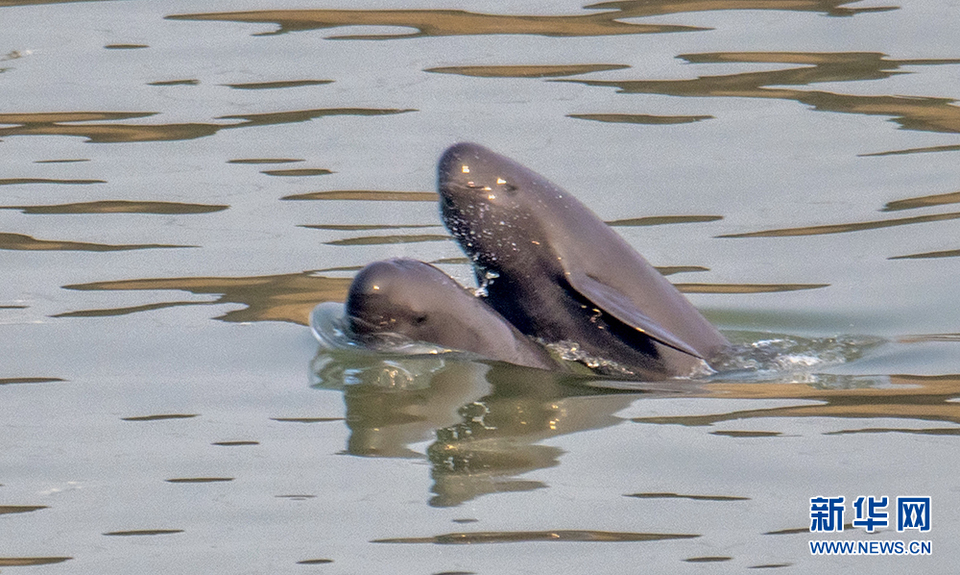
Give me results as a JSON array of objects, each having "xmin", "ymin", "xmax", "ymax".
[{"xmin": 413, "ymin": 315, "xmax": 428, "ymax": 325}]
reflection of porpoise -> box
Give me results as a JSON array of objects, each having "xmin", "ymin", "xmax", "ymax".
[
  {"xmin": 345, "ymin": 258, "xmax": 559, "ymax": 371},
  {"xmin": 437, "ymin": 142, "xmax": 728, "ymax": 379}
]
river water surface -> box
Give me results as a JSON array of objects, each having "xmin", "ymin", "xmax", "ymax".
[{"xmin": 1, "ymin": 0, "xmax": 959, "ymax": 573}]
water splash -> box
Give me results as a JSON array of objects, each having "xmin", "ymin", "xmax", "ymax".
[
  {"xmin": 708, "ymin": 332, "xmax": 888, "ymax": 384},
  {"xmin": 311, "ymin": 303, "xmax": 888, "ymax": 387}
]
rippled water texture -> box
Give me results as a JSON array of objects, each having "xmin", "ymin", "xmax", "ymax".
[{"xmin": 1, "ymin": 0, "xmax": 958, "ymax": 573}]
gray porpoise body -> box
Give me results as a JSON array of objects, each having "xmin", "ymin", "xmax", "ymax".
[
  {"xmin": 437, "ymin": 142, "xmax": 729, "ymax": 379},
  {"xmin": 345, "ymin": 258, "xmax": 559, "ymax": 371}
]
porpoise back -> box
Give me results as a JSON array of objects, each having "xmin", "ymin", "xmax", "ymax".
[{"xmin": 437, "ymin": 142, "xmax": 728, "ymax": 379}]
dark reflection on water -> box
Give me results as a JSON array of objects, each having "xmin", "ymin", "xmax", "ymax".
[
  {"xmin": 270, "ymin": 417, "xmax": 343, "ymax": 423},
  {"xmin": 0, "ymin": 377, "xmax": 63, "ymax": 385},
  {"xmin": 862, "ymin": 143, "xmax": 960, "ymax": 157},
  {"xmin": 222, "ymin": 79, "xmax": 333, "ymax": 90},
  {"xmin": 228, "ymin": 158, "xmax": 304, "ymax": 165},
  {"xmin": 711, "ymin": 430, "xmax": 781, "ymax": 437},
  {"xmin": 309, "ymin": 328, "xmax": 956, "ymax": 505},
  {"xmin": 166, "ymin": 8, "xmax": 705, "ymax": 39},
  {"xmin": 655, "ymin": 265, "xmax": 709, "ymax": 276},
  {"xmin": 372, "ymin": 529, "xmax": 699, "ymax": 544},
  {"xmin": 103, "ymin": 529, "xmax": 183, "ymax": 536},
  {"xmin": 564, "ymin": 52, "xmax": 960, "ymax": 136},
  {"xmin": 261, "ymin": 168, "xmax": 332, "ymax": 177},
  {"xmin": 882, "ymin": 190, "xmax": 960, "ymax": 212},
  {"xmin": 570, "ymin": 113, "xmax": 712, "ymax": 125},
  {"xmin": 0, "ymin": 178, "xmax": 104, "ymax": 185},
  {"xmin": 0, "ymin": 200, "xmax": 228, "ymax": 215},
  {"xmin": 121, "ymin": 414, "xmax": 198, "ymax": 421},
  {"xmin": 889, "ymin": 248, "xmax": 960, "ymax": 260},
  {"xmin": 147, "ymin": 79, "xmax": 199, "ymax": 86},
  {"xmin": 718, "ymin": 211, "xmax": 960, "ymax": 238},
  {"xmin": 0, "ymin": 108, "xmax": 413, "ymax": 143},
  {"xmin": 425, "ymin": 64, "xmax": 629, "ymax": 78},
  {"xmin": 626, "ymin": 492, "xmax": 749, "ymax": 501},
  {"xmin": 165, "ymin": 477, "xmax": 233, "ymax": 483},
  {"xmin": 312, "ymin": 354, "xmax": 655, "ymax": 505},
  {"xmin": 0, "ymin": 232, "xmax": 191, "ymax": 251},
  {"xmin": 104, "ymin": 44, "xmax": 148, "ymax": 50},
  {"xmin": 60, "ymin": 272, "xmax": 350, "ymax": 325}
]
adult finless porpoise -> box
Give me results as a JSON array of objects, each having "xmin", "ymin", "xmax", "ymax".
[
  {"xmin": 345, "ymin": 258, "xmax": 559, "ymax": 371},
  {"xmin": 437, "ymin": 142, "xmax": 728, "ymax": 379}
]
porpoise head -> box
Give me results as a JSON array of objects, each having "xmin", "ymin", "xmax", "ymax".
[
  {"xmin": 345, "ymin": 258, "xmax": 458, "ymax": 343},
  {"xmin": 437, "ymin": 142, "xmax": 562, "ymax": 276},
  {"xmin": 344, "ymin": 257, "xmax": 561, "ymax": 370}
]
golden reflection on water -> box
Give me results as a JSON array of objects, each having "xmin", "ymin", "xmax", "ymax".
[
  {"xmin": 882, "ymin": 190, "xmax": 960, "ymax": 212},
  {"xmin": 0, "ymin": 557, "xmax": 72, "ymax": 566},
  {"xmin": 56, "ymin": 269, "xmax": 806, "ymax": 323},
  {"xmin": 717, "ymin": 211, "xmax": 960, "ymax": 238},
  {"xmin": 324, "ymin": 233, "xmax": 450, "ymax": 247},
  {"xmin": 0, "ymin": 177, "xmax": 104, "ymax": 185},
  {"xmin": 638, "ymin": 374, "xmax": 960, "ymax": 426},
  {"xmin": 0, "ymin": 232, "xmax": 191, "ymax": 251},
  {"xmin": 0, "ymin": 0, "xmax": 108, "ymax": 4},
  {"xmin": 584, "ymin": 0, "xmax": 897, "ymax": 17},
  {"xmin": 566, "ymin": 52, "xmax": 960, "ymax": 136},
  {"xmin": 569, "ymin": 113, "xmax": 712, "ymax": 125},
  {"xmin": 0, "ymin": 112, "xmax": 221, "ymax": 143},
  {"xmin": 303, "ymin": 223, "xmax": 439, "ymax": 231},
  {"xmin": 425, "ymin": 64, "xmax": 630, "ymax": 78},
  {"xmin": 0, "ymin": 200, "xmax": 228, "ymax": 215},
  {"xmin": 606, "ymin": 215, "xmax": 721, "ymax": 226},
  {"xmin": 0, "ymin": 108, "xmax": 413, "ymax": 143},
  {"xmin": 166, "ymin": 8, "xmax": 704, "ymax": 39},
  {"xmin": 0, "ymin": 505, "xmax": 47, "ymax": 515},
  {"xmin": 60, "ymin": 272, "xmax": 350, "ymax": 325}
]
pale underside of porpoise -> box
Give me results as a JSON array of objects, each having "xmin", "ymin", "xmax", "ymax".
[
  {"xmin": 344, "ymin": 258, "xmax": 559, "ymax": 371},
  {"xmin": 437, "ymin": 142, "xmax": 729, "ymax": 379}
]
